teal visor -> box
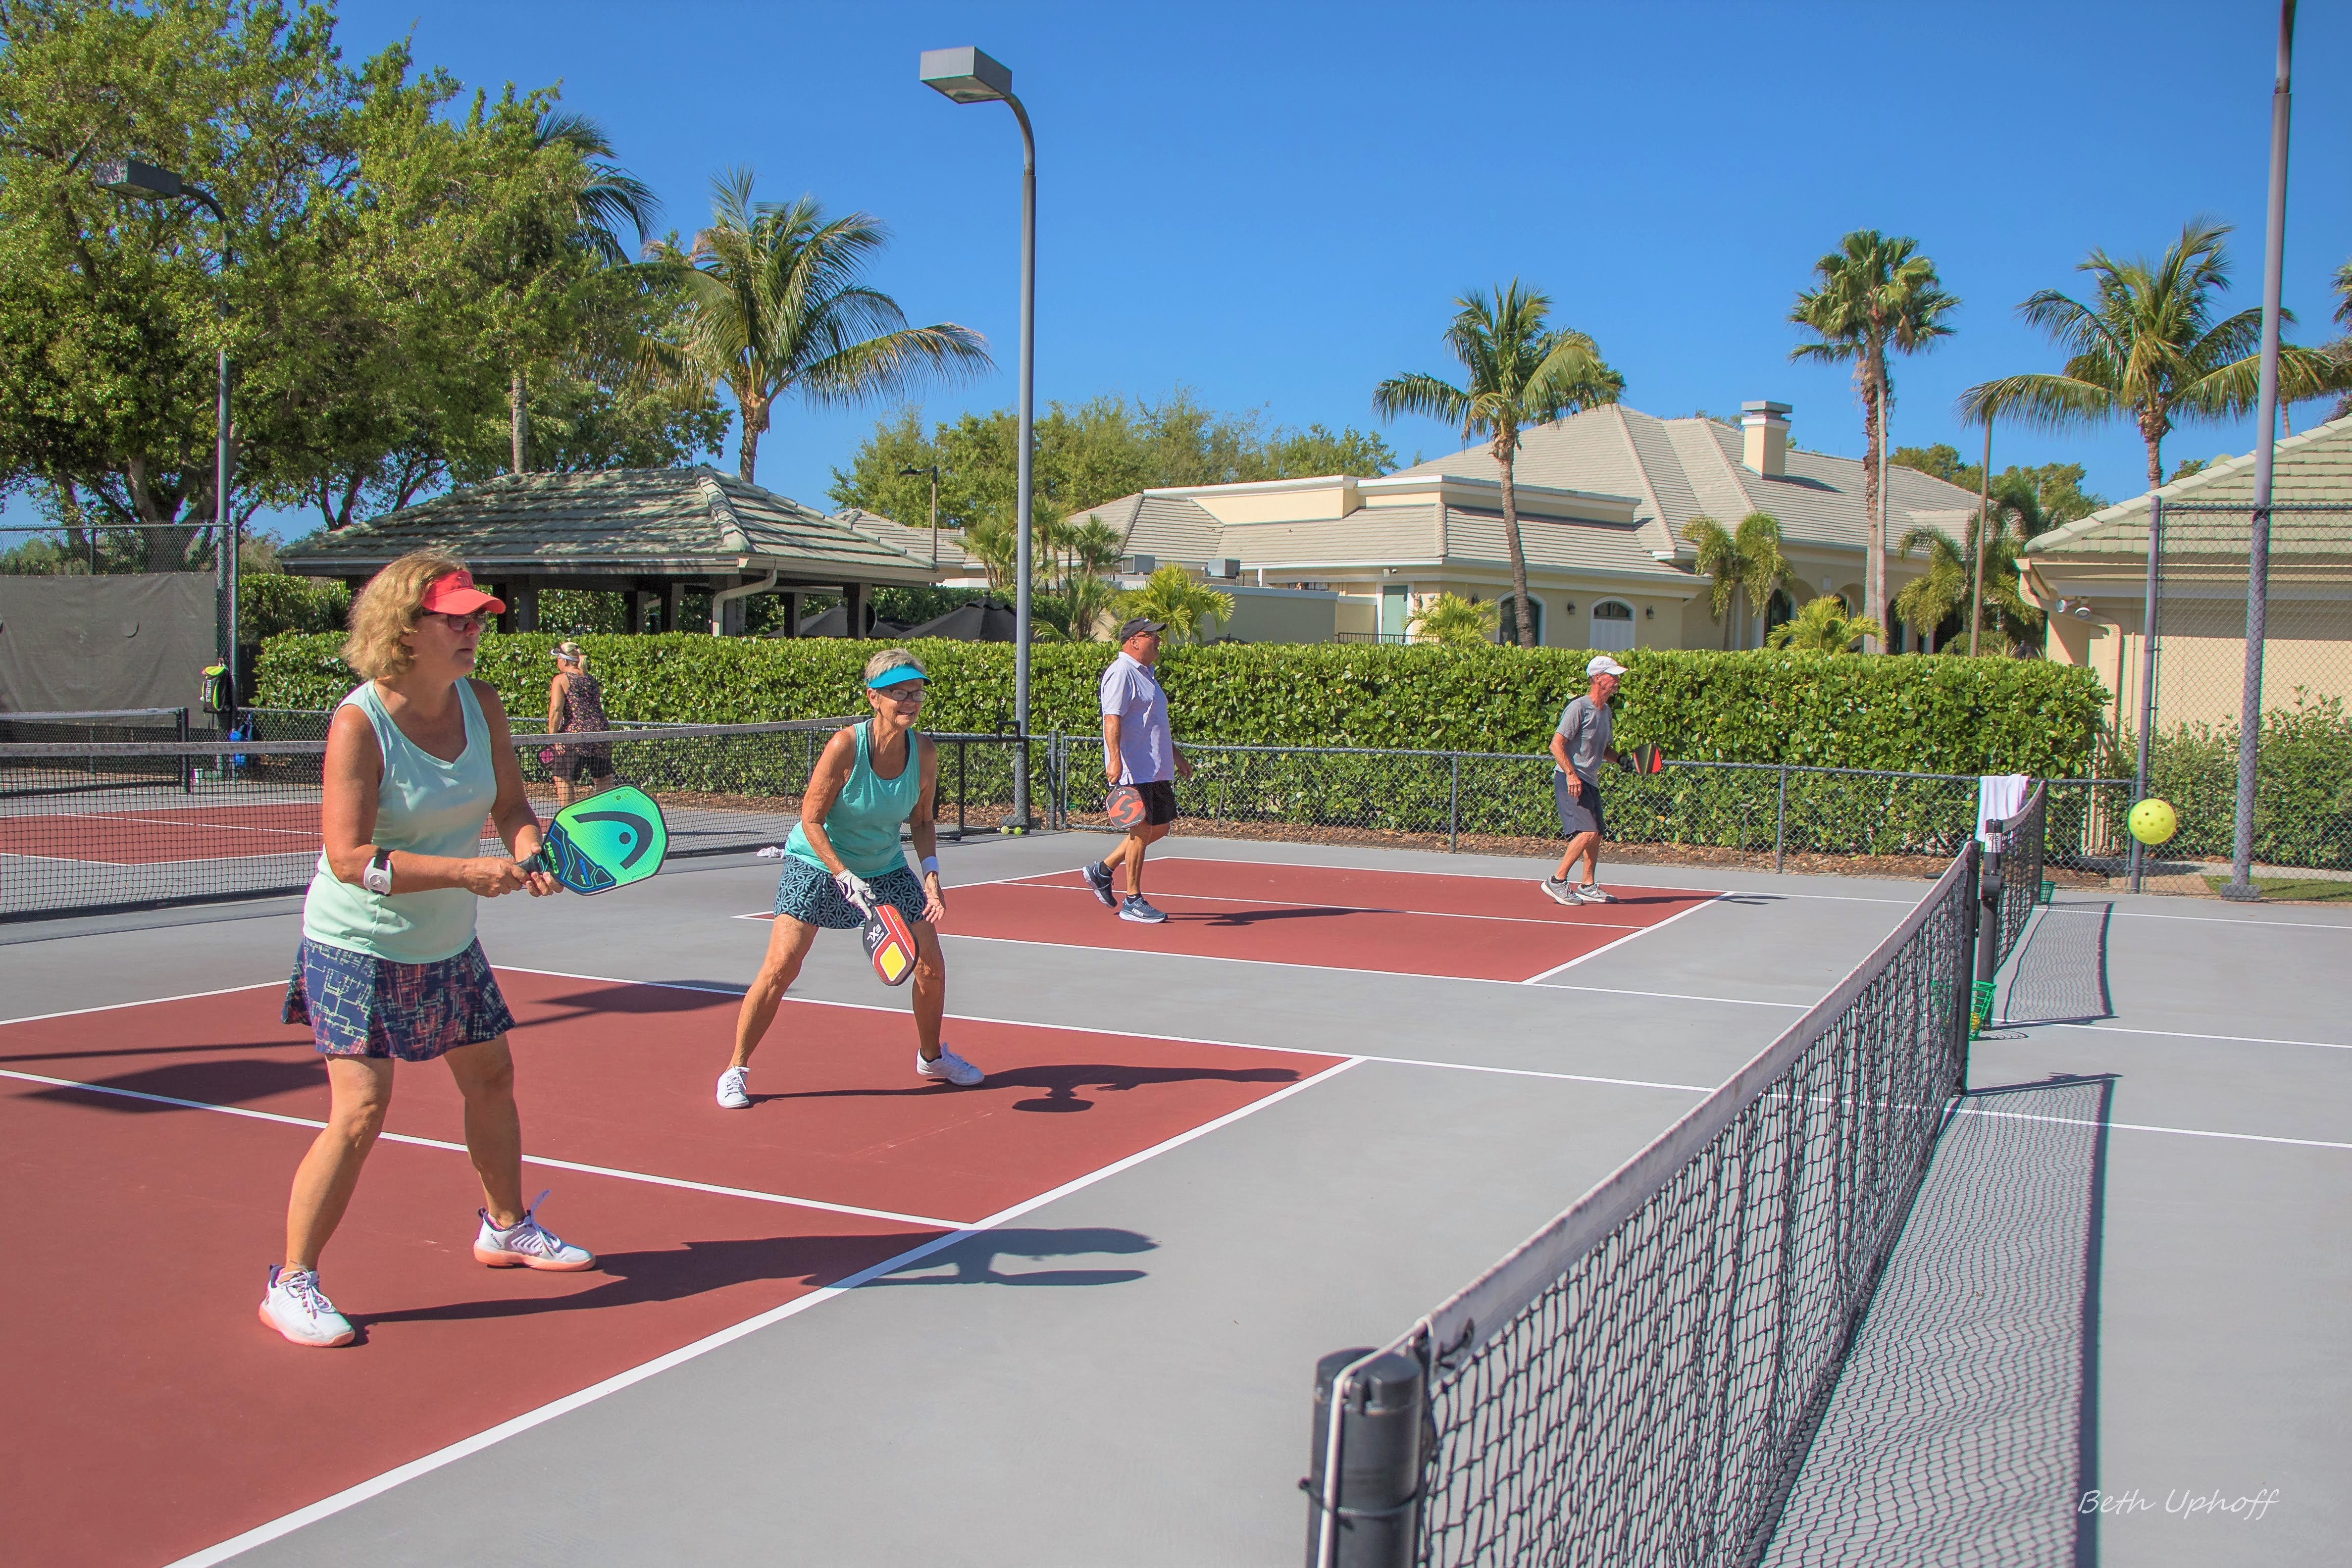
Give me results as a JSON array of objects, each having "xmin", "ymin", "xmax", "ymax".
[{"xmin": 868, "ymin": 664, "xmax": 927, "ymax": 691}]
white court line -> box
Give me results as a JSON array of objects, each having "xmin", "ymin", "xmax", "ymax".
[
  {"xmin": 159, "ymin": 1055, "xmax": 1364, "ymax": 1568},
  {"xmin": 980, "ymin": 875, "xmax": 1652, "ymax": 931},
  {"xmin": 0, "ymin": 1066, "xmax": 959, "ymax": 1229},
  {"xmin": 2038, "ymin": 1020, "xmax": 2352, "ymax": 1052},
  {"xmin": 1952, "ymin": 1103, "xmax": 2352, "ymax": 1152},
  {"xmin": 1520, "ymin": 895, "xmax": 1728, "ymax": 983},
  {"xmin": 1154, "ymin": 852, "xmax": 1935, "ymax": 904},
  {"xmin": 2106, "ymin": 909, "xmax": 2352, "ymax": 932},
  {"xmin": 0, "ymin": 980, "xmax": 279, "ymax": 1028},
  {"xmin": 928, "ymin": 929, "xmax": 1806, "ymax": 1008}
]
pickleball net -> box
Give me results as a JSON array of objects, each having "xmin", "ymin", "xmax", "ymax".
[
  {"xmin": 1993, "ymin": 780, "xmax": 2046, "ymax": 969},
  {"xmin": 0, "ymin": 717, "xmax": 857, "ymax": 921},
  {"xmin": 1312, "ymin": 842, "xmax": 1977, "ymax": 1567}
]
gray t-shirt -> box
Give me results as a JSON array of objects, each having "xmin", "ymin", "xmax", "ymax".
[{"xmin": 1555, "ymin": 694, "xmax": 1613, "ymax": 781}]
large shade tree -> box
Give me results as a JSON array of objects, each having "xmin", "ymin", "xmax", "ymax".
[
  {"xmin": 1790, "ymin": 231, "xmax": 1958, "ymax": 644},
  {"xmin": 646, "ymin": 170, "xmax": 991, "ymax": 485},
  {"xmin": 1373, "ymin": 281, "xmax": 1624, "ymax": 647},
  {"xmin": 1959, "ymin": 220, "xmax": 2345, "ymax": 495}
]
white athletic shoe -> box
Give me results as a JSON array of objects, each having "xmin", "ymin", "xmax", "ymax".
[
  {"xmin": 259, "ymin": 1265, "xmax": 355, "ymax": 1348},
  {"xmin": 1575, "ymin": 883, "xmax": 1620, "ymax": 904},
  {"xmin": 1540, "ymin": 877, "xmax": 1579, "ymax": 906},
  {"xmin": 716, "ymin": 1065, "xmax": 751, "ymax": 1110},
  {"xmin": 473, "ymin": 1191, "xmax": 596, "ymax": 1271},
  {"xmin": 916, "ymin": 1047, "xmax": 985, "ymax": 1087}
]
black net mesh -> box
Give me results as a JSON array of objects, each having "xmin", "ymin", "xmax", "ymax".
[
  {"xmin": 1361, "ymin": 850, "xmax": 1974, "ymax": 1568},
  {"xmin": 1994, "ymin": 783, "xmax": 2046, "ymax": 967}
]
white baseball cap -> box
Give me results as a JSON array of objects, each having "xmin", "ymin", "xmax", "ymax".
[{"xmin": 1586, "ymin": 655, "xmax": 1628, "ymax": 678}]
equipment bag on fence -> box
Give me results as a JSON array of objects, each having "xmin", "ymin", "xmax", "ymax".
[{"xmin": 198, "ymin": 663, "xmax": 232, "ymax": 718}]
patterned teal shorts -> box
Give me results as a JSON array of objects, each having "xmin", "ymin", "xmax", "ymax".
[
  {"xmin": 771, "ymin": 856, "xmax": 928, "ymax": 930},
  {"xmin": 282, "ymin": 937, "xmax": 516, "ymax": 1061}
]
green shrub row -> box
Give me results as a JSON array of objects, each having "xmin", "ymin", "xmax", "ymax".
[
  {"xmin": 254, "ymin": 633, "xmax": 2108, "ymax": 774},
  {"xmin": 2136, "ymin": 695, "xmax": 2352, "ymax": 869}
]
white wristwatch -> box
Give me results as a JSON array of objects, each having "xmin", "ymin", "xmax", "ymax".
[{"xmin": 362, "ymin": 850, "xmax": 394, "ymax": 895}]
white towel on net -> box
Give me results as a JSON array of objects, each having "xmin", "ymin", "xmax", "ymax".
[{"xmin": 1977, "ymin": 774, "xmax": 2030, "ymax": 847}]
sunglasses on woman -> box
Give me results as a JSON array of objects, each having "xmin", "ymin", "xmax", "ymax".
[
  {"xmin": 874, "ymin": 682, "xmax": 927, "ymax": 704},
  {"xmin": 423, "ymin": 610, "xmax": 492, "ymax": 631}
]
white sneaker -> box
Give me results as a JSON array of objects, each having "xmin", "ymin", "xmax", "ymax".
[
  {"xmin": 259, "ymin": 1265, "xmax": 355, "ymax": 1348},
  {"xmin": 473, "ymin": 1191, "xmax": 596, "ymax": 1271},
  {"xmin": 716, "ymin": 1065, "xmax": 751, "ymax": 1109},
  {"xmin": 1575, "ymin": 883, "xmax": 1619, "ymax": 904},
  {"xmin": 1540, "ymin": 877, "xmax": 1578, "ymax": 906},
  {"xmin": 916, "ymin": 1047, "xmax": 984, "ymax": 1086}
]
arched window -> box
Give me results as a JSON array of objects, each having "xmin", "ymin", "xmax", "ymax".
[
  {"xmin": 1497, "ymin": 594, "xmax": 1544, "ymax": 646},
  {"xmin": 1588, "ymin": 599, "xmax": 1635, "ymax": 652}
]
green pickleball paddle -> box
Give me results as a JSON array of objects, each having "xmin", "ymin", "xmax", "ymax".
[{"xmin": 528, "ymin": 784, "xmax": 668, "ymax": 895}]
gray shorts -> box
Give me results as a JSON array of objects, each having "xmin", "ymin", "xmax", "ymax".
[{"xmin": 1554, "ymin": 770, "xmax": 1606, "ymax": 840}]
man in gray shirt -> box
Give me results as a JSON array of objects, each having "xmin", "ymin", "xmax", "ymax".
[{"xmin": 1545, "ymin": 655, "xmax": 1626, "ymax": 905}]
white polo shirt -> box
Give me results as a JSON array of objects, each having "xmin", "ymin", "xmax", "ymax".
[{"xmin": 1099, "ymin": 652, "xmax": 1174, "ymax": 785}]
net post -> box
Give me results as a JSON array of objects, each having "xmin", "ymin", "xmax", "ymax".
[
  {"xmin": 1971, "ymin": 819, "xmax": 2003, "ymax": 1041},
  {"xmin": 1305, "ymin": 1347, "xmax": 1425, "ymax": 1568}
]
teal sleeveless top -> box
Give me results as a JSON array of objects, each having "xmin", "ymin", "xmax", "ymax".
[
  {"xmin": 786, "ymin": 720, "xmax": 921, "ymax": 879},
  {"xmin": 303, "ymin": 680, "xmax": 497, "ymax": 962}
]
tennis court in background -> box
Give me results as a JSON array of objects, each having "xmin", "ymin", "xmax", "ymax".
[{"xmin": 0, "ymin": 820, "xmax": 2344, "ymax": 1568}]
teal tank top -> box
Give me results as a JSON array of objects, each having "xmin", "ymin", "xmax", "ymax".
[
  {"xmin": 786, "ymin": 720, "xmax": 921, "ymax": 880},
  {"xmin": 303, "ymin": 680, "xmax": 497, "ymax": 962}
]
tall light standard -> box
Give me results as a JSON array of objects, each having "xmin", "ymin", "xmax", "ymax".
[
  {"xmin": 920, "ymin": 46, "xmax": 1036, "ymax": 829},
  {"xmin": 899, "ymin": 463, "xmax": 943, "ymax": 570},
  {"xmin": 97, "ymin": 158, "xmax": 237, "ymax": 725}
]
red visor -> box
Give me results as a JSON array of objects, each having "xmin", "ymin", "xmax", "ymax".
[{"xmin": 418, "ymin": 569, "xmax": 505, "ymax": 616}]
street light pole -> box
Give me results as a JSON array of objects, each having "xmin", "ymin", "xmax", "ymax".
[
  {"xmin": 97, "ymin": 159, "xmax": 236, "ymax": 728},
  {"xmin": 899, "ymin": 463, "xmax": 942, "ymax": 570},
  {"xmin": 920, "ymin": 46, "xmax": 1037, "ymax": 830},
  {"xmin": 1969, "ymin": 415, "xmax": 1991, "ymax": 657}
]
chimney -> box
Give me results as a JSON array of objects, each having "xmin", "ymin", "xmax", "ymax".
[{"xmin": 1740, "ymin": 400, "xmax": 1791, "ymax": 478}]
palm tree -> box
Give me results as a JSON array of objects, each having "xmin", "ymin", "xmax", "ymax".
[
  {"xmin": 645, "ymin": 170, "xmax": 992, "ymax": 484},
  {"xmin": 1959, "ymin": 219, "xmax": 2345, "ymax": 497},
  {"xmin": 1765, "ymin": 595, "xmax": 1886, "ymax": 655},
  {"xmin": 1119, "ymin": 564, "xmax": 1234, "ymax": 646},
  {"xmin": 1680, "ymin": 511, "xmax": 1798, "ymax": 650},
  {"xmin": 1407, "ymin": 592, "xmax": 1499, "ymax": 647},
  {"xmin": 1895, "ymin": 511, "xmax": 2042, "ymax": 656},
  {"xmin": 1790, "ymin": 232, "xmax": 1959, "ymax": 643},
  {"xmin": 2325, "ymin": 257, "xmax": 2352, "ymax": 421},
  {"xmin": 1374, "ymin": 282, "xmax": 1624, "ymax": 647},
  {"xmin": 509, "ymin": 110, "xmax": 664, "ymax": 473}
]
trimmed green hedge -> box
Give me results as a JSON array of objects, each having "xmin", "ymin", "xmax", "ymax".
[{"xmin": 253, "ymin": 634, "xmax": 2108, "ymax": 774}]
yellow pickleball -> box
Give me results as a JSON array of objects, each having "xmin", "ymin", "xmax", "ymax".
[{"xmin": 2128, "ymin": 798, "xmax": 2178, "ymax": 846}]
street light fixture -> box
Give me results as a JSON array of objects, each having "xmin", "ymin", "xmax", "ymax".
[
  {"xmin": 920, "ymin": 45, "xmax": 1036, "ymax": 829},
  {"xmin": 898, "ymin": 463, "xmax": 943, "ymax": 570},
  {"xmin": 97, "ymin": 158, "xmax": 239, "ymax": 728}
]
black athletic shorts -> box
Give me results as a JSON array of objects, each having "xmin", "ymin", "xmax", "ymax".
[
  {"xmin": 1132, "ymin": 778, "xmax": 1179, "ymax": 826},
  {"xmin": 1554, "ymin": 769, "xmax": 1606, "ymax": 839},
  {"xmin": 563, "ymin": 753, "xmax": 615, "ymax": 784}
]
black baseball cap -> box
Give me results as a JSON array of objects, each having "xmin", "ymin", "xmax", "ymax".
[{"xmin": 1117, "ymin": 617, "xmax": 1165, "ymax": 642}]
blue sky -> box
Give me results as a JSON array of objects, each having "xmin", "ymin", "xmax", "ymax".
[{"xmin": 28, "ymin": 0, "xmax": 2352, "ymax": 539}]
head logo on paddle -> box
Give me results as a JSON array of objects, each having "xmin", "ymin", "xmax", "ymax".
[{"xmin": 527, "ymin": 785, "xmax": 668, "ymax": 895}]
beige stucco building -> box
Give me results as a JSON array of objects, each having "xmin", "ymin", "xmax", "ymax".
[
  {"xmin": 2022, "ymin": 411, "xmax": 2352, "ymax": 735},
  {"xmin": 1071, "ymin": 400, "xmax": 1981, "ymax": 649}
]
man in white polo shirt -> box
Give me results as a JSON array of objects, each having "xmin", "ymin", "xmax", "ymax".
[{"xmin": 1080, "ymin": 616, "xmax": 1193, "ymax": 923}]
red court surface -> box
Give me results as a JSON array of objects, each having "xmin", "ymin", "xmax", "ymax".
[
  {"xmin": 915, "ymin": 859, "xmax": 1722, "ymax": 983},
  {"xmin": 0, "ymin": 970, "xmax": 1341, "ymax": 1568},
  {"xmin": 0, "ymin": 801, "xmax": 321, "ymax": 864}
]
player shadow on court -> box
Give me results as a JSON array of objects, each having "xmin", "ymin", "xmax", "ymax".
[
  {"xmin": 1756, "ymin": 1073, "xmax": 2113, "ymax": 1567},
  {"xmin": 25, "ymin": 1055, "xmax": 324, "ymax": 1110},
  {"xmin": 351, "ymin": 1224, "xmax": 1157, "ymax": 1332},
  {"xmin": 749, "ymin": 1062, "xmax": 1301, "ymax": 1113},
  {"xmin": 0, "ymin": 1034, "xmax": 317, "ymax": 1066}
]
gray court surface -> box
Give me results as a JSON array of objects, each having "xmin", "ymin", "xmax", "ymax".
[{"xmin": 4, "ymin": 830, "xmax": 2345, "ymax": 1567}]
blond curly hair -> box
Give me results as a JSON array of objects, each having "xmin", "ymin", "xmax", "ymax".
[{"xmin": 343, "ymin": 551, "xmax": 473, "ymax": 681}]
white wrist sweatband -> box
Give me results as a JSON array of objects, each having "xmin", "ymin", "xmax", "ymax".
[
  {"xmin": 920, "ymin": 856, "xmax": 940, "ymax": 876},
  {"xmin": 361, "ymin": 850, "xmax": 393, "ymax": 895}
]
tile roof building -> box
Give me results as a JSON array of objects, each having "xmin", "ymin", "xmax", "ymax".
[
  {"xmin": 280, "ymin": 468, "xmax": 938, "ymax": 635},
  {"xmin": 1072, "ymin": 401, "xmax": 1981, "ymax": 651}
]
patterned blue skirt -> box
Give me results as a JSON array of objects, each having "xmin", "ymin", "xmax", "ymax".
[
  {"xmin": 771, "ymin": 855, "xmax": 928, "ymax": 930},
  {"xmin": 282, "ymin": 937, "xmax": 516, "ymax": 1062}
]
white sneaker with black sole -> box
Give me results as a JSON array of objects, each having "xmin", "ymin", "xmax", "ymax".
[
  {"xmin": 716, "ymin": 1065, "xmax": 751, "ymax": 1109},
  {"xmin": 1540, "ymin": 877, "xmax": 1578, "ymax": 906},
  {"xmin": 1575, "ymin": 883, "xmax": 1619, "ymax": 904},
  {"xmin": 917, "ymin": 1047, "xmax": 984, "ymax": 1086},
  {"xmin": 259, "ymin": 1265, "xmax": 355, "ymax": 1348},
  {"xmin": 1080, "ymin": 860, "xmax": 1118, "ymax": 908},
  {"xmin": 1120, "ymin": 895, "xmax": 1167, "ymax": 924}
]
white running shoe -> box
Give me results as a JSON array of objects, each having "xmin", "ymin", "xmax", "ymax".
[
  {"xmin": 1120, "ymin": 895, "xmax": 1167, "ymax": 924},
  {"xmin": 1080, "ymin": 860, "xmax": 1118, "ymax": 908},
  {"xmin": 716, "ymin": 1065, "xmax": 751, "ymax": 1110},
  {"xmin": 1540, "ymin": 877, "xmax": 1579, "ymax": 906},
  {"xmin": 473, "ymin": 1191, "xmax": 596, "ymax": 1271},
  {"xmin": 916, "ymin": 1047, "xmax": 985, "ymax": 1086},
  {"xmin": 259, "ymin": 1265, "xmax": 355, "ymax": 1348},
  {"xmin": 1575, "ymin": 883, "xmax": 1620, "ymax": 904}
]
